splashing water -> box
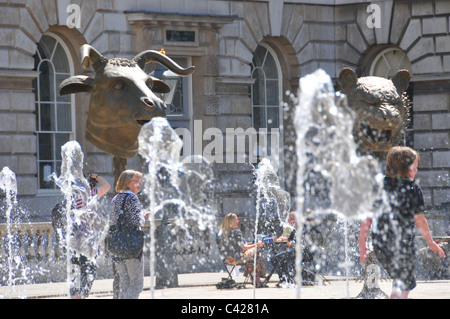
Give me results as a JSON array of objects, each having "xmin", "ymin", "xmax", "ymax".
[
  {"xmin": 51, "ymin": 141, "xmax": 109, "ymax": 297},
  {"xmin": 0, "ymin": 167, "xmax": 18, "ymax": 297},
  {"xmin": 293, "ymin": 69, "xmax": 384, "ymax": 298},
  {"xmin": 253, "ymin": 158, "xmax": 290, "ymax": 297},
  {"xmin": 138, "ymin": 117, "xmax": 216, "ymax": 298},
  {"xmin": 0, "ymin": 167, "xmax": 49, "ymax": 298},
  {"xmin": 294, "ymin": 69, "xmax": 383, "ymax": 219},
  {"xmin": 254, "ymin": 158, "xmax": 291, "ymax": 235}
]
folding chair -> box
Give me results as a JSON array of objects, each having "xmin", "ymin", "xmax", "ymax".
[
  {"xmin": 217, "ymin": 256, "xmax": 250, "ymax": 289},
  {"xmin": 262, "ymin": 261, "xmax": 279, "ymax": 286},
  {"xmin": 264, "ymin": 249, "xmax": 330, "ymax": 286}
]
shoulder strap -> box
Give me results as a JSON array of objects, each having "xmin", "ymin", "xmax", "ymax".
[
  {"xmin": 116, "ymin": 193, "xmax": 131, "ymax": 229},
  {"xmin": 121, "ymin": 193, "xmax": 131, "ymax": 212}
]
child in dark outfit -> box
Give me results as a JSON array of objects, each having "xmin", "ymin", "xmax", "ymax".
[{"xmin": 359, "ymin": 146, "xmax": 445, "ymax": 299}]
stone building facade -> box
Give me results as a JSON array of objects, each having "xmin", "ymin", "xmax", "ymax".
[{"xmin": 0, "ymin": 0, "xmax": 448, "ymax": 234}]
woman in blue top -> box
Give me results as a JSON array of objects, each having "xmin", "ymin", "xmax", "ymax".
[
  {"xmin": 110, "ymin": 169, "xmax": 151, "ymax": 299},
  {"xmin": 359, "ymin": 146, "xmax": 445, "ymax": 299}
]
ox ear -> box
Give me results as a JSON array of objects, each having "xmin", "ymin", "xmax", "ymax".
[
  {"xmin": 150, "ymin": 76, "xmax": 171, "ymax": 94},
  {"xmin": 80, "ymin": 44, "xmax": 107, "ymax": 73},
  {"xmin": 59, "ymin": 75, "xmax": 95, "ymax": 96},
  {"xmin": 391, "ymin": 69, "xmax": 410, "ymax": 94},
  {"xmin": 338, "ymin": 68, "xmax": 358, "ymax": 93}
]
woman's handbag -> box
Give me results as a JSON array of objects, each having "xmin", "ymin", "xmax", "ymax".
[{"xmin": 106, "ymin": 194, "xmax": 144, "ymax": 259}]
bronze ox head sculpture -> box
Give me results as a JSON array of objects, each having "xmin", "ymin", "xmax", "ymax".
[
  {"xmin": 338, "ymin": 68, "xmax": 410, "ymax": 159},
  {"xmin": 59, "ymin": 44, "xmax": 195, "ymax": 159}
]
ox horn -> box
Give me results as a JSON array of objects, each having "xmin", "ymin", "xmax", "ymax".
[
  {"xmin": 80, "ymin": 44, "xmax": 108, "ymax": 73},
  {"xmin": 133, "ymin": 50, "xmax": 195, "ymax": 76}
]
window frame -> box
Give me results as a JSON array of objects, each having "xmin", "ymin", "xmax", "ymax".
[
  {"xmin": 250, "ymin": 43, "xmax": 284, "ymax": 175},
  {"xmin": 34, "ymin": 33, "xmax": 75, "ymax": 193},
  {"xmin": 369, "ymin": 47, "xmax": 412, "ymax": 78},
  {"xmin": 165, "ymin": 57, "xmax": 193, "ymax": 128},
  {"xmin": 150, "ymin": 56, "xmax": 193, "ymax": 158}
]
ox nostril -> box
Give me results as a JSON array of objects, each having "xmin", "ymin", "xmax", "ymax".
[
  {"xmin": 141, "ymin": 97, "xmax": 166, "ymax": 113},
  {"xmin": 142, "ymin": 97, "xmax": 154, "ymax": 107}
]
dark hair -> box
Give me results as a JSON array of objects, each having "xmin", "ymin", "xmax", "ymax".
[{"xmin": 385, "ymin": 146, "xmax": 419, "ymax": 178}]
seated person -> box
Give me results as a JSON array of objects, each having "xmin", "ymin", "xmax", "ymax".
[
  {"xmin": 271, "ymin": 211, "xmax": 316, "ymax": 287},
  {"xmin": 217, "ymin": 213, "xmax": 266, "ymax": 287},
  {"xmin": 276, "ymin": 211, "xmax": 297, "ymax": 242}
]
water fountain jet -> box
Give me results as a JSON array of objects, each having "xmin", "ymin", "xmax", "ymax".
[
  {"xmin": 51, "ymin": 141, "xmax": 109, "ymax": 297},
  {"xmin": 0, "ymin": 167, "xmax": 18, "ymax": 297},
  {"xmin": 138, "ymin": 117, "xmax": 216, "ymax": 297},
  {"xmin": 293, "ymin": 69, "xmax": 384, "ymax": 298}
]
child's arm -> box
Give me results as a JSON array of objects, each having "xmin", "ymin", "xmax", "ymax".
[
  {"xmin": 414, "ymin": 214, "xmax": 446, "ymax": 258},
  {"xmin": 359, "ymin": 217, "xmax": 372, "ymax": 263}
]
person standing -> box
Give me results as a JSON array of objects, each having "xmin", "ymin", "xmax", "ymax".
[
  {"xmin": 70, "ymin": 173, "xmax": 111, "ymax": 299},
  {"xmin": 109, "ymin": 170, "xmax": 151, "ymax": 299},
  {"xmin": 359, "ymin": 146, "xmax": 445, "ymax": 299}
]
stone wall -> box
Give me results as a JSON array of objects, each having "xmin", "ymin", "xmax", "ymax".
[{"xmin": 0, "ymin": 0, "xmax": 448, "ymax": 231}]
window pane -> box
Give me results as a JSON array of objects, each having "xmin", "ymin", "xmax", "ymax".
[
  {"xmin": 253, "ymin": 46, "xmax": 266, "ymax": 68},
  {"xmin": 267, "ymin": 107, "xmax": 279, "ymax": 131},
  {"xmin": 252, "ymin": 68, "xmax": 265, "ymax": 106},
  {"xmin": 39, "ymin": 36, "xmax": 56, "ymax": 60},
  {"xmin": 38, "ymin": 61, "xmax": 55, "ymax": 101},
  {"xmin": 39, "ymin": 103, "xmax": 55, "ymax": 131},
  {"xmin": 53, "ymin": 43, "xmax": 70, "ymax": 73},
  {"xmin": 57, "ymin": 104, "xmax": 71, "ymax": 131},
  {"xmin": 38, "ymin": 133, "xmax": 52, "ymax": 160},
  {"xmin": 266, "ymin": 79, "xmax": 279, "ymax": 106},
  {"xmin": 264, "ymin": 53, "xmax": 278, "ymax": 79},
  {"xmin": 39, "ymin": 162, "xmax": 54, "ymax": 189},
  {"xmin": 55, "ymin": 161, "xmax": 62, "ymax": 175},
  {"xmin": 55, "ymin": 134, "xmax": 70, "ymax": 160},
  {"xmin": 56, "ymin": 73, "xmax": 70, "ymax": 102},
  {"xmin": 168, "ymin": 78, "xmax": 184, "ymax": 115},
  {"xmin": 253, "ymin": 106, "xmax": 266, "ymax": 130},
  {"xmin": 170, "ymin": 58, "xmax": 187, "ymax": 115}
]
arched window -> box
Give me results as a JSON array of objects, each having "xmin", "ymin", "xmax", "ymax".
[
  {"xmin": 370, "ymin": 47, "xmax": 411, "ymax": 78},
  {"xmin": 369, "ymin": 47, "xmax": 413, "ymax": 147},
  {"xmin": 33, "ymin": 34, "xmax": 74, "ymax": 190},
  {"xmin": 251, "ymin": 44, "xmax": 283, "ymax": 172}
]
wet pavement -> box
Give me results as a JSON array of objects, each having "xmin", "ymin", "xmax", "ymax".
[{"xmin": 1, "ymin": 271, "xmax": 449, "ymax": 300}]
